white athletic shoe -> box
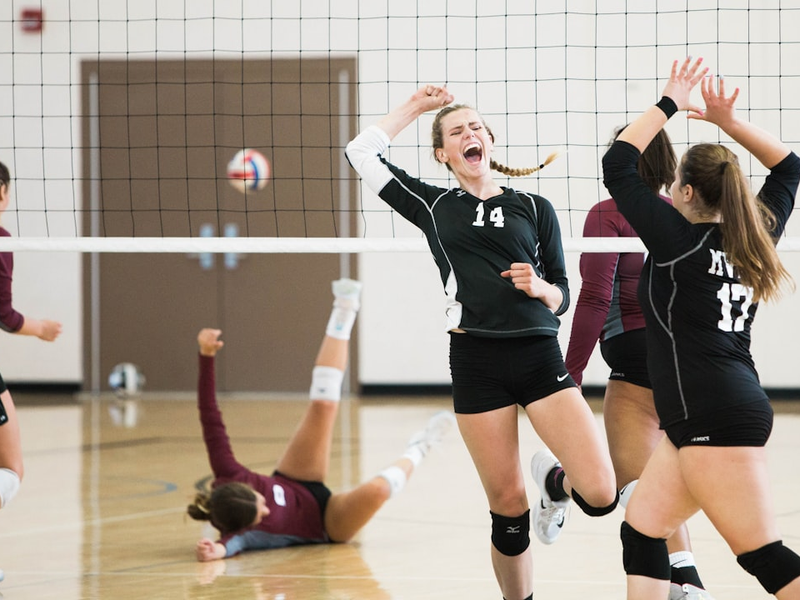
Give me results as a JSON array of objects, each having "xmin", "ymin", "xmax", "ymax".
[
  {"xmin": 0, "ymin": 568, "xmax": 4, "ymax": 582},
  {"xmin": 669, "ymin": 583, "xmax": 715, "ymax": 600},
  {"xmin": 406, "ymin": 410, "xmax": 457, "ymax": 459},
  {"xmin": 332, "ymin": 278, "xmax": 362, "ymax": 311},
  {"xmin": 530, "ymin": 449, "xmax": 570, "ymax": 545}
]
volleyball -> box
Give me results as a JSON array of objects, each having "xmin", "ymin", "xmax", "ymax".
[
  {"xmin": 227, "ymin": 149, "xmax": 270, "ymax": 192},
  {"xmin": 108, "ymin": 362, "xmax": 146, "ymax": 398}
]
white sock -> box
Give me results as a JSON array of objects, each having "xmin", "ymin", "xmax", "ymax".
[
  {"xmin": 669, "ymin": 551, "xmax": 697, "ymax": 569},
  {"xmin": 0, "ymin": 468, "xmax": 20, "ymax": 509},
  {"xmin": 402, "ymin": 444, "xmax": 426, "ymax": 468},
  {"xmin": 326, "ymin": 306, "xmax": 357, "ymax": 340},
  {"xmin": 619, "ymin": 479, "xmax": 638, "ymax": 508},
  {"xmin": 377, "ymin": 465, "xmax": 407, "ymax": 497}
]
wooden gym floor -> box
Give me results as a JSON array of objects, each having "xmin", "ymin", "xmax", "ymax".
[{"xmin": 1, "ymin": 392, "xmax": 799, "ymax": 599}]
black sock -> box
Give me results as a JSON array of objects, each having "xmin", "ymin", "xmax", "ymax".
[
  {"xmin": 671, "ymin": 565, "xmax": 705, "ymax": 588},
  {"xmin": 544, "ymin": 466, "xmax": 569, "ymax": 501}
]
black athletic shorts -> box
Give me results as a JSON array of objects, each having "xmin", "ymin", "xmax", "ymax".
[
  {"xmin": 599, "ymin": 329, "xmax": 651, "ymax": 389},
  {"xmin": 0, "ymin": 371, "xmax": 6, "ymax": 394},
  {"xmin": 449, "ymin": 333, "xmax": 576, "ymax": 415},
  {"xmin": 664, "ymin": 400, "xmax": 774, "ymax": 448},
  {"xmin": 273, "ymin": 470, "xmax": 332, "ymax": 516}
]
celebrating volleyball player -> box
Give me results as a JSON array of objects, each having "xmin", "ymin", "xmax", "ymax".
[
  {"xmin": 0, "ymin": 161, "xmax": 62, "ymax": 582},
  {"xmin": 346, "ymin": 86, "xmax": 618, "ymax": 600},
  {"xmin": 566, "ymin": 128, "xmax": 714, "ymax": 600},
  {"xmin": 187, "ymin": 278, "xmax": 455, "ymax": 561},
  {"xmin": 603, "ymin": 57, "xmax": 800, "ymax": 599}
]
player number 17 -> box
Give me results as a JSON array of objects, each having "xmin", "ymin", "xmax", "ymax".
[{"xmin": 716, "ymin": 282, "xmax": 753, "ymax": 332}]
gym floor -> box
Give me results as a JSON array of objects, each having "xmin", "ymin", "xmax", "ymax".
[{"xmin": 1, "ymin": 392, "xmax": 798, "ymax": 599}]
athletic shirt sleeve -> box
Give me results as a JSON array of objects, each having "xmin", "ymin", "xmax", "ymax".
[
  {"xmin": 530, "ymin": 193, "xmax": 570, "ymax": 316},
  {"xmin": 197, "ymin": 354, "xmax": 251, "ymax": 480},
  {"xmin": 0, "ymin": 229, "xmax": 24, "ymax": 333},
  {"xmin": 565, "ymin": 201, "xmax": 622, "ymax": 385},
  {"xmin": 345, "ymin": 125, "xmax": 394, "ymax": 195},
  {"xmin": 757, "ymin": 151, "xmax": 800, "ymax": 237},
  {"xmin": 347, "ymin": 126, "xmax": 566, "ymax": 337},
  {"xmin": 345, "ymin": 125, "xmax": 450, "ymax": 226},
  {"xmin": 603, "ymin": 141, "xmax": 695, "ymax": 261}
]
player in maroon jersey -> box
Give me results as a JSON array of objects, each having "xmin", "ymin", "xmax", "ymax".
[
  {"xmin": 187, "ymin": 279, "xmax": 455, "ymax": 561},
  {"xmin": 0, "ymin": 161, "xmax": 62, "ymax": 582}
]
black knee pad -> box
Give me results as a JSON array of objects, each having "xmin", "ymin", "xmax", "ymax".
[
  {"xmin": 737, "ymin": 540, "xmax": 800, "ymax": 594},
  {"xmin": 490, "ymin": 509, "xmax": 530, "ymax": 557},
  {"xmin": 572, "ymin": 488, "xmax": 619, "ymax": 517},
  {"xmin": 620, "ymin": 521, "xmax": 670, "ymax": 579}
]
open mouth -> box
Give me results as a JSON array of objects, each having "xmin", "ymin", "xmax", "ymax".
[{"xmin": 463, "ymin": 143, "xmax": 483, "ymax": 164}]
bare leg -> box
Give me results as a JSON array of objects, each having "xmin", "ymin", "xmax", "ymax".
[
  {"xmin": 275, "ymin": 279, "xmax": 359, "ymax": 482},
  {"xmin": 457, "ymin": 406, "xmax": 532, "ymax": 600},
  {"xmin": 324, "ymin": 411, "xmax": 455, "ymax": 542},
  {"xmin": 324, "ymin": 458, "xmax": 411, "ymax": 542},
  {"xmin": 680, "ymin": 446, "xmax": 800, "ymax": 599},
  {"xmin": 604, "ymin": 381, "xmax": 693, "ymax": 559},
  {"xmin": 526, "ymin": 387, "xmax": 617, "ymax": 507},
  {"xmin": 625, "ymin": 437, "xmax": 700, "ymax": 600},
  {"xmin": 0, "ymin": 390, "xmax": 23, "ymax": 482}
]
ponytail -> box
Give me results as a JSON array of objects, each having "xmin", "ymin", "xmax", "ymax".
[
  {"xmin": 186, "ymin": 482, "xmax": 258, "ymax": 534},
  {"xmin": 431, "ymin": 104, "xmax": 560, "ymax": 177},
  {"xmin": 681, "ymin": 144, "xmax": 793, "ymax": 302},
  {"xmin": 490, "ymin": 150, "xmax": 561, "ymax": 177}
]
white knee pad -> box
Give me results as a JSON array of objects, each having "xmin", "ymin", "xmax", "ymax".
[
  {"xmin": 309, "ymin": 366, "xmax": 344, "ymax": 402},
  {"xmin": 0, "ymin": 468, "xmax": 20, "ymax": 509}
]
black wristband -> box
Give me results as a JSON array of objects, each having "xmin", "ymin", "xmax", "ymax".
[{"xmin": 655, "ymin": 96, "xmax": 678, "ymax": 119}]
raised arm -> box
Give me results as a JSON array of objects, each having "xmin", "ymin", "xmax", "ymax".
[
  {"xmin": 196, "ymin": 329, "xmax": 247, "ymax": 480},
  {"xmin": 688, "ymin": 74, "xmax": 792, "ymax": 169},
  {"xmin": 617, "ymin": 57, "xmax": 707, "ymax": 152},
  {"xmin": 374, "ymin": 85, "xmax": 454, "ymax": 140}
]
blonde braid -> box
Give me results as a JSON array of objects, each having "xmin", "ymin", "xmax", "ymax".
[{"xmin": 490, "ymin": 150, "xmax": 561, "ymax": 177}]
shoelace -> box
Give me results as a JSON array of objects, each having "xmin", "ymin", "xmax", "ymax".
[{"xmin": 539, "ymin": 501, "xmax": 566, "ymax": 527}]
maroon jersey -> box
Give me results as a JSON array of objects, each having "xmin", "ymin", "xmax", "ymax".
[
  {"xmin": 565, "ymin": 197, "xmax": 670, "ymax": 385},
  {"xmin": 0, "ymin": 228, "xmax": 24, "ymax": 333},
  {"xmin": 197, "ymin": 354, "xmax": 329, "ymax": 556}
]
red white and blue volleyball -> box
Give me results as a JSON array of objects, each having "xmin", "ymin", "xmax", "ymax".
[{"xmin": 227, "ymin": 149, "xmax": 270, "ymax": 192}]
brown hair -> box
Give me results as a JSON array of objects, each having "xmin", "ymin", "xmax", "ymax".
[
  {"xmin": 431, "ymin": 104, "xmax": 558, "ymax": 177},
  {"xmin": 0, "ymin": 162, "xmax": 9, "ymax": 190},
  {"xmin": 613, "ymin": 126, "xmax": 676, "ymax": 195},
  {"xmin": 186, "ymin": 482, "xmax": 258, "ymax": 534},
  {"xmin": 678, "ymin": 143, "xmax": 792, "ymax": 302}
]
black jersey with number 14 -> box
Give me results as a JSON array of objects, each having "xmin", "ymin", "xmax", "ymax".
[{"xmin": 346, "ymin": 125, "xmax": 570, "ymax": 338}]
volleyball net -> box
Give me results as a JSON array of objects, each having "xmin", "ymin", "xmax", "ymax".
[{"xmin": 2, "ymin": 2, "xmax": 800, "ymax": 253}]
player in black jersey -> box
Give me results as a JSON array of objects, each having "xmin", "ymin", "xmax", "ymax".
[
  {"xmin": 347, "ymin": 85, "xmax": 618, "ymax": 600},
  {"xmin": 603, "ymin": 57, "xmax": 800, "ymax": 599}
]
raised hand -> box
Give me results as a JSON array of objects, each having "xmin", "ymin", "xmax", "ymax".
[
  {"xmin": 197, "ymin": 328, "xmax": 224, "ymax": 357},
  {"xmin": 661, "ymin": 57, "xmax": 708, "ymax": 115},
  {"xmin": 410, "ymin": 84, "xmax": 454, "ymax": 113},
  {"xmin": 688, "ymin": 74, "xmax": 739, "ymax": 129}
]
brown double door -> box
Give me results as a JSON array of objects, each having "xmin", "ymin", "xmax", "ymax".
[{"xmin": 81, "ymin": 58, "xmax": 358, "ymax": 393}]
